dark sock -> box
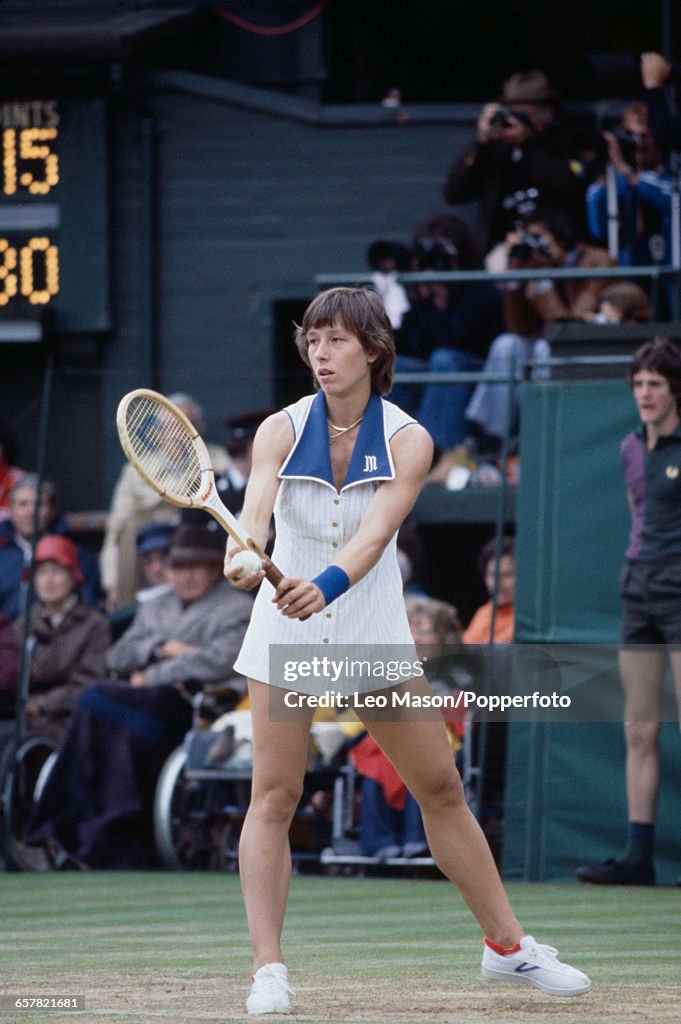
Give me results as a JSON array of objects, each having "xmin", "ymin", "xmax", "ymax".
[{"xmin": 623, "ymin": 822, "xmax": 654, "ymax": 865}]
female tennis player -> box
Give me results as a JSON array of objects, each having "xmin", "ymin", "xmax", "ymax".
[{"xmin": 225, "ymin": 287, "xmax": 590, "ymax": 1014}]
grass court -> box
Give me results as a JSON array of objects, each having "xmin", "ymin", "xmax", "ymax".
[{"xmin": 1, "ymin": 872, "xmax": 679, "ymax": 1024}]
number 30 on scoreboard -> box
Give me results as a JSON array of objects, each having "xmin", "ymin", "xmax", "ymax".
[
  {"xmin": 0, "ymin": 237, "xmax": 59, "ymax": 306},
  {"xmin": 0, "ymin": 99, "xmax": 109, "ymax": 333}
]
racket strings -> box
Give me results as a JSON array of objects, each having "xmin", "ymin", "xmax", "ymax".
[{"xmin": 125, "ymin": 397, "xmax": 205, "ymax": 500}]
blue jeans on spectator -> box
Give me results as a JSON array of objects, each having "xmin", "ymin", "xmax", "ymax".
[
  {"xmin": 359, "ymin": 776, "xmax": 427, "ymax": 857},
  {"xmin": 465, "ymin": 333, "xmax": 550, "ymax": 444},
  {"xmin": 391, "ymin": 349, "xmax": 485, "ymax": 450}
]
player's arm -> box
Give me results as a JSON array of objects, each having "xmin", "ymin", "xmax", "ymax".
[
  {"xmin": 275, "ymin": 423, "xmax": 433, "ymax": 617},
  {"xmin": 224, "ymin": 411, "xmax": 293, "ymax": 588}
]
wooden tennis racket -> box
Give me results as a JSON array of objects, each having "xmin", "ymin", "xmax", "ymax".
[{"xmin": 116, "ymin": 388, "xmax": 284, "ymax": 587}]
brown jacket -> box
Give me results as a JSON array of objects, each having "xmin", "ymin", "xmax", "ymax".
[
  {"xmin": 505, "ymin": 243, "xmax": 617, "ymax": 338},
  {"xmin": 14, "ymin": 598, "xmax": 111, "ymax": 743}
]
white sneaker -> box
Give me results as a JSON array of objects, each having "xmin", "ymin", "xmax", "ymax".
[
  {"xmin": 481, "ymin": 935, "xmax": 591, "ymax": 996},
  {"xmin": 246, "ymin": 963, "xmax": 294, "ymax": 1015}
]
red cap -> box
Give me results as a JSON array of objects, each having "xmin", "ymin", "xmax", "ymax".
[{"xmin": 34, "ymin": 535, "xmax": 85, "ymax": 586}]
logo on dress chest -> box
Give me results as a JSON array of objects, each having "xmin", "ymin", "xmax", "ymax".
[{"xmin": 363, "ymin": 455, "xmax": 378, "ymax": 473}]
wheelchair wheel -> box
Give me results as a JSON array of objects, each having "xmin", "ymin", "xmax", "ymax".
[
  {"xmin": 153, "ymin": 746, "xmax": 232, "ymax": 871},
  {"xmin": 0, "ymin": 733, "xmax": 58, "ymax": 871}
]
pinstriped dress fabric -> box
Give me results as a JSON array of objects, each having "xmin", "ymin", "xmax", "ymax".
[{"xmin": 233, "ymin": 392, "xmax": 419, "ymax": 690}]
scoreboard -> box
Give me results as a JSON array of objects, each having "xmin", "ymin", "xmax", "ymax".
[{"xmin": 0, "ymin": 98, "xmax": 110, "ymax": 339}]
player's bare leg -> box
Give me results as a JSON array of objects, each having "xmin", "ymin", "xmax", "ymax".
[
  {"xmin": 239, "ymin": 679, "xmax": 313, "ymax": 972},
  {"xmin": 619, "ymin": 647, "xmax": 667, "ymax": 822},
  {"xmin": 363, "ymin": 677, "xmax": 590, "ymax": 995},
  {"xmin": 362, "ymin": 683, "xmax": 521, "ymax": 947}
]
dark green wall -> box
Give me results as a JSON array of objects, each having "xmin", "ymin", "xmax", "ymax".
[
  {"xmin": 0, "ymin": 83, "xmax": 478, "ymax": 510},
  {"xmin": 98, "ymin": 81, "xmax": 478, "ymax": 505}
]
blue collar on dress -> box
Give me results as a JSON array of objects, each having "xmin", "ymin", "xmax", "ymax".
[{"xmin": 279, "ymin": 391, "xmax": 395, "ymax": 492}]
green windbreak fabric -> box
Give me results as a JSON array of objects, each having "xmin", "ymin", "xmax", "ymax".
[
  {"xmin": 502, "ymin": 380, "xmax": 680, "ymax": 883},
  {"xmin": 515, "ymin": 380, "xmax": 635, "ymax": 644}
]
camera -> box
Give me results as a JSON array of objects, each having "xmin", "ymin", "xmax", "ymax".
[
  {"xmin": 489, "ymin": 105, "xmax": 512, "ymax": 130},
  {"xmin": 614, "ymin": 129, "xmax": 642, "ymax": 167},
  {"xmin": 413, "ymin": 236, "xmax": 459, "ymax": 272},
  {"xmin": 489, "ymin": 105, "xmax": 533, "ymax": 131},
  {"xmin": 508, "ymin": 232, "xmax": 551, "ymax": 263}
]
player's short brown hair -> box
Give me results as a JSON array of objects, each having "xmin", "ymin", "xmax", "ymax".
[
  {"xmin": 629, "ymin": 337, "xmax": 681, "ymax": 400},
  {"xmin": 294, "ymin": 287, "xmax": 395, "ymax": 395}
]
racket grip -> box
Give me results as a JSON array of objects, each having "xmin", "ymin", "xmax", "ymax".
[
  {"xmin": 263, "ymin": 560, "xmax": 312, "ymax": 622},
  {"xmin": 262, "ymin": 557, "xmax": 284, "ymax": 588},
  {"xmin": 245, "ymin": 539, "xmax": 282, "ymax": 586}
]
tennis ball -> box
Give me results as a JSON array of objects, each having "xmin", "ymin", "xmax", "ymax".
[{"xmin": 231, "ymin": 549, "xmax": 262, "ymax": 579}]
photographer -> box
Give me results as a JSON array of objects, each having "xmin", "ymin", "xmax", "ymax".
[
  {"xmin": 390, "ymin": 214, "xmax": 503, "ymax": 458},
  {"xmin": 501, "ymin": 207, "xmax": 616, "ymax": 337},
  {"xmin": 586, "ymin": 102, "xmax": 672, "ymax": 273},
  {"xmin": 443, "ymin": 70, "xmax": 586, "ymax": 261},
  {"xmin": 431, "ymin": 208, "xmax": 616, "ymax": 478}
]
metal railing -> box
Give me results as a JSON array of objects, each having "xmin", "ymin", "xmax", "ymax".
[{"xmin": 315, "ymin": 263, "xmax": 681, "ymax": 318}]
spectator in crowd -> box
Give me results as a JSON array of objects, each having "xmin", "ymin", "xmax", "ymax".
[
  {"xmin": 593, "ymin": 281, "xmax": 652, "ymax": 325},
  {"xmin": 0, "ymin": 474, "xmax": 100, "ymax": 621},
  {"xmin": 12, "ymin": 535, "xmax": 111, "ymax": 746},
  {"xmin": 107, "ymin": 521, "xmax": 175, "ymax": 642},
  {"xmin": 463, "ymin": 537, "xmax": 515, "ymax": 645},
  {"xmin": 182, "ymin": 411, "xmax": 265, "ymax": 531},
  {"xmin": 128, "ymin": 521, "xmax": 175, "ymax": 602},
  {"xmin": 350, "ymin": 595, "xmax": 468, "ymax": 860},
  {"xmin": 576, "ymin": 338, "xmax": 681, "ymax": 887},
  {"xmin": 586, "ymin": 102, "xmax": 673, "ymax": 273},
  {"xmin": 396, "ymin": 519, "xmax": 430, "ymax": 597},
  {"xmin": 443, "ymin": 70, "xmax": 585, "ymax": 262},
  {"xmin": 430, "ymin": 207, "xmax": 617, "ymax": 480},
  {"xmin": 100, "ymin": 392, "xmax": 230, "ymax": 612},
  {"xmin": 0, "ymin": 609, "xmax": 21, "ymax": 715},
  {"xmin": 461, "ymin": 537, "xmax": 516, "ymax": 862},
  {"xmin": 390, "ymin": 214, "xmax": 504, "ymax": 456},
  {"xmin": 366, "ymin": 238, "xmax": 411, "ymax": 330},
  {"xmin": 13, "ymin": 523, "xmax": 254, "ymax": 871},
  {"xmin": 641, "ymin": 52, "xmax": 681, "ymax": 151},
  {"xmin": 0, "ymin": 419, "xmax": 26, "ymax": 522},
  {"xmin": 216, "ymin": 411, "xmax": 270, "ymax": 517}
]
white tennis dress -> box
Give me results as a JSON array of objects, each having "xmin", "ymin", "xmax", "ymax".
[{"xmin": 233, "ymin": 391, "xmax": 420, "ymax": 692}]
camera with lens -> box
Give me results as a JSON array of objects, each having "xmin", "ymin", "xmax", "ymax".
[
  {"xmin": 614, "ymin": 129, "xmax": 641, "ymax": 167},
  {"xmin": 413, "ymin": 236, "xmax": 459, "ymax": 272},
  {"xmin": 489, "ymin": 105, "xmax": 533, "ymax": 131},
  {"xmin": 508, "ymin": 232, "xmax": 551, "ymax": 263},
  {"xmin": 489, "ymin": 105, "xmax": 514, "ymax": 130}
]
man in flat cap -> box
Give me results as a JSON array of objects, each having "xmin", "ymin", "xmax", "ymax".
[
  {"xmin": 443, "ymin": 69, "xmax": 586, "ymax": 261},
  {"xmin": 14, "ymin": 524, "xmax": 253, "ymax": 871}
]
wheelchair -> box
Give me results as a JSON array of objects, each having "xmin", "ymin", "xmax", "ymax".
[
  {"xmin": 152, "ymin": 691, "xmax": 347, "ymax": 872},
  {"xmin": 0, "ymin": 719, "xmax": 58, "ymax": 870}
]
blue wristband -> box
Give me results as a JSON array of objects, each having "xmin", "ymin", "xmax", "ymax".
[{"xmin": 311, "ymin": 565, "xmax": 350, "ymax": 606}]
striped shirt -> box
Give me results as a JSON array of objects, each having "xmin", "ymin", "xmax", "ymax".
[{"xmin": 234, "ymin": 392, "xmax": 420, "ymax": 692}]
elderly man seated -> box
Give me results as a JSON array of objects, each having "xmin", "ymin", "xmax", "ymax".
[{"xmin": 12, "ymin": 523, "xmax": 253, "ymax": 871}]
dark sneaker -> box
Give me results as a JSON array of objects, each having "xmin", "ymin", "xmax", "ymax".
[{"xmin": 575, "ymin": 857, "xmax": 655, "ymax": 886}]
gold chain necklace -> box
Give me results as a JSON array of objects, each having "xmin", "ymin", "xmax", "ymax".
[{"xmin": 328, "ymin": 416, "xmax": 363, "ymax": 445}]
